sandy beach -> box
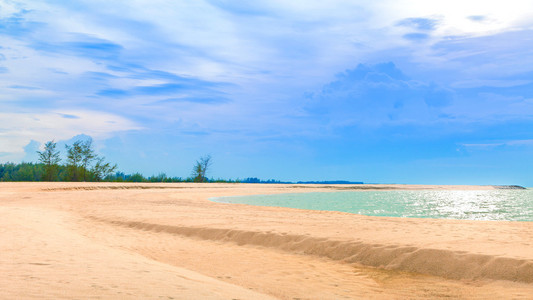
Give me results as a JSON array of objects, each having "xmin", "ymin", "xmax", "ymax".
[{"xmin": 1, "ymin": 182, "xmax": 532, "ymax": 299}]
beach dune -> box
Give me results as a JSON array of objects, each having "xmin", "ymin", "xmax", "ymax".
[{"xmin": 1, "ymin": 182, "xmax": 532, "ymax": 299}]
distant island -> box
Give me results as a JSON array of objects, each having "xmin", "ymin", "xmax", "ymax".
[
  {"xmin": 296, "ymin": 180, "xmax": 364, "ymax": 184},
  {"xmin": 240, "ymin": 178, "xmax": 363, "ymax": 184},
  {"xmin": 493, "ymin": 185, "xmax": 527, "ymax": 189}
]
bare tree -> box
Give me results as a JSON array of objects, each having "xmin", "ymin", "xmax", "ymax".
[
  {"xmin": 192, "ymin": 155, "xmax": 212, "ymax": 182},
  {"xmin": 37, "ymin": 140, "xmax": 61, "ymax": 181}
]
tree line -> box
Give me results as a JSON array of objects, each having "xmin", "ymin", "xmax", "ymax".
[
  {"xmin": 18, "ymin": 139, "xmax": 117, "ymax": 182},
  {"xmin": 0, "ymin": 139, "xmax": 218, "ymax": 183},
  {"xmin": 0, "ymin": 139, "xmax": 303, "ymax": 183}
]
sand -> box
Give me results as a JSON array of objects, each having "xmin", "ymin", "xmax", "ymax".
[{"xmin": 1, "ymin": 182, "xmax": 532, "ymax": 299}]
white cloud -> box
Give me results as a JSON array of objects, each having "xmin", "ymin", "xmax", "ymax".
[
  {"xmin": 3, "ymin": 0, "xmax": 532, "ymax": 90},
  {"xmin": 0, "ymin": 110, "xmax": 140, "ymax": 159},
  {"xmin": 1, "ymin": 0, "xmax": 533, "ymax": 161}
]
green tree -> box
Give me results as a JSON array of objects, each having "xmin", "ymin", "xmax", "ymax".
[
  {"xmin": 126, "ymin": 173, "xmax": 146, "ymax": 182},
  {"xmin": 149, "ymin": 173, "xmax": 168, "ymax": 182},
  {"xmin": 192, "ymin": 155, "xmax": 211, "ymax": 182},
  {"xmin": 0, "ymin": 163, "xmax": 15, "ymax": 181},
  {"xmin": 13, "ymin": 163, "xmax": 36, "ymax": 181},
  {"xmin": 66, "ymin": 139, "xmax": 118, "ymax": 182},
  {"xmin": 90, "ymin": 156, "xmax": 117, "ymax": 181},
  {"xmin": 65, "ymin": 141, "xmax": 84, "ymax": 181},
  {"xmin": 37, "ymin": 140, "xmax": 61, "ymax": 181},
  {"xmin": 66, "ymin": 139, "xmax": 98, "ymax": 181},
  {"xmin": 80, "ymin": 140, "xmax": 96, "ymax": 181}
]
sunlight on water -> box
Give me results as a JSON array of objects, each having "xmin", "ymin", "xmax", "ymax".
[{"xmin": 213, "ymin": 189, "xmax": 533, "ymax": 221}]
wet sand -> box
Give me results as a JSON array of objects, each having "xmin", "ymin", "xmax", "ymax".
[{"xmin": 1, "ymin": 182, "xmax": 532, "ymax": 299}]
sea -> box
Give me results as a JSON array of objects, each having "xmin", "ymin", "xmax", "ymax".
[{"xmin": 212, "ymin": 189, "xmax": 533, "ymax": 221}]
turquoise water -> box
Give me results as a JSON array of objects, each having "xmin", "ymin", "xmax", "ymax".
[{"xmin": 213, "ymin": 189, "xmax": 533, "ymax": 221}]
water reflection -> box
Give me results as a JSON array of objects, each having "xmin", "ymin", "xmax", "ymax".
[
  {"xmin": 400, "ymin": 190, "xmax": 532, "ymax": 221},
  {"xmin": 215, "ymin": 189, "xmax": 533, "ymax": 221}
]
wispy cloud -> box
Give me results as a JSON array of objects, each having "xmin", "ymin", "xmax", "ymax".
[
  {"xmin": 31, "ymin": 36, "xmax": 124, "ymax": 61},
  {"xmin": 8, "ymin": 85, "xmax": 41, "ymax": 90},
  {"xmin": 467, "ymin": 15, "xmax": 488, "ymax": 22},
  {"xmin": 397, "ymin": 17, "xmax": 439, "ymax": 31},
  {"xmin": 462, "ymin": 139, "xmax": 533, "ymax": 150},
  {"xmin": 402, "ymin": 33, "xmax": 430, "ymax": 42},
  {"xmin": 1, "ymin": 0, "xmax": 533, "ymax": 184},
  {"xmin": 155, "ymin": 97, "xmax": 230, "ymax": 105}
]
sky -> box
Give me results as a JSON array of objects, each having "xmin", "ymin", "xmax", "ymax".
[{"xmin": 1, "ymin": 0, "xmax": 533, "ymax": 185}]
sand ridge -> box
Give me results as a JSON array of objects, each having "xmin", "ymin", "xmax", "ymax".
[
  {"xmin": 86, "ymin": 216, "xmax": 533, "ymax": 283},
  {"xmin": 1, "ymin": 182, "xmax": 533, "ymax": 299}
]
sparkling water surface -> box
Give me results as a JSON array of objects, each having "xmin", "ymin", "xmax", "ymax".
[{"xmin": 213, "ymin": 189, "xmax": 533, "ymax": 221}]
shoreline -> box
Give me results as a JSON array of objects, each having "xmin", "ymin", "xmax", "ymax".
[{"xmin": 2, "ymin": 182, "xmax": 532, "ymax": 299}]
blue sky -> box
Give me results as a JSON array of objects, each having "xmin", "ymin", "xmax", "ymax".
[{"xmin": 1, "ymin": 0, "xmax": 533, "ymax": 185}]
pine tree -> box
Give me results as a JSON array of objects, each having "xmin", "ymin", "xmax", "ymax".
[
  {"xmin": 91, "ymin": 156, "xmax": 117, "ymax": 181},
  {"xmin": 37, "ymin": 141, "xmax": 61, "ymax": 181},
  {"xmin": 192, "ymin": 155, "xmax": 211, "ymax": 182},
  {"xmin": 65, "ymin": 141, "xmax": 84, "ymax": 181}
]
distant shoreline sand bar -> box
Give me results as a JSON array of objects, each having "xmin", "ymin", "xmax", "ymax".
[{"xmin": 1, "ymin": 182, "xmax": 532, "ymax": 299}]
